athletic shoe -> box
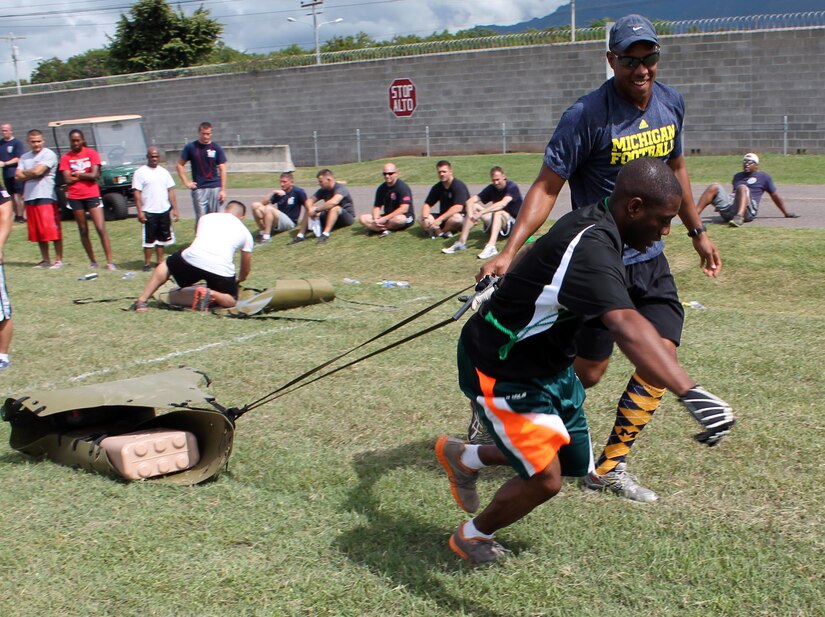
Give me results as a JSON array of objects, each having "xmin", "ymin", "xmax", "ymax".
[
  {"xmin": 49, "ymin": 260, "xmax": 64, "ymax": 270},
  {"xmin": 477, "ymin": 245, "xmax": 498, "ymax": 260},
  {"xmin": 317, "ymin": 234, "xmax": 329, "ymax": 244},
  {"xmin": 579, "ymin": 462, "xmax": 658, "ymax": 503},
  {"xmin": 439, "ymin": 231, "xmax": 453, "ymax": 239},
  {"xmin": 260, "ymin": 236, "xmax": 272, "ymax": 244},
  {"xmin": 288, "ymin": 235, "xmax": 305, "ymax": 245},
  {"xmin": 467, "ymin": 405, "xmax": 495, "ymax": 445},
  {"xmin": 441, "ymin": 241, "xmax": 467, "ymax": 255},
  {"xmin": 379, "ymin": 230, "xmax": 392, "ymax": 238},
  {"xmin": 435, "ymin": 435, "xmax": 480, "ymax": 513},
  {"xmin": 89, "ymin": 261, "xmax": 99, "ymax": 269},
  {"xmin": 106, "ymin": 263, "xmax": 117, "ymax": 271},
  {"xmin": 142, "ymin": 264, "xmax": 153, "ymax": 272},
  {"xmin": 128, "ymin": 300, "xmax": 149, "ymax": 312},
  {"xmin": 0, "ymin": 358, "xmax": 9, "ymax": 370},
  {"xmin": 33, "ymin": 260, "xmax": 50, "ymax": 268},
  {"xmin": 14, "ymin": 216, "xmax": 25, "ymax": 224},
  {"xmin": 449, "ymin": 526, "xmax": 511, "ymax": 565},
  {"xmin": 729, "ymin": 215, "xmax": 744, "ymax": 228},
  {"xmin": 192, "ymin": 287, "xmax": 212, "ymax": 311}
]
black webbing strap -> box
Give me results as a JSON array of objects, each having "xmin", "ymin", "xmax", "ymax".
[{"xmin": 238, "ymin": 283, "xmax": 474, "ymax": 416}]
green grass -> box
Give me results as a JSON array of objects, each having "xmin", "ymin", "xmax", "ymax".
[
  {"xmin": 223, "ymin": 153, "xmax": 825, "ymax": 189},
  {"xmin": 1, "ymin": 218, "xmax": 824, "ymax": 616}
]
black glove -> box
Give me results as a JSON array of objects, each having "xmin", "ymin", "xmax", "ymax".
[{"xmin": 678, "ymin": 386, "xmax": 735, "ymax": 446}]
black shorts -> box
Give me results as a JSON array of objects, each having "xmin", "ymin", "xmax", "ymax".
[
  {"xmin": 165, "ymin": 251, "xmax": 239, "ymax": 298},
  {"xmin": 68, "ymin": 197, "xmax": 102, "ymax": 211},
  {"xmin": 142, "ymin": 211, "xmax": 175, "ymax": 246},
  {"xmin": 320, "ymin": 206, "xmax": 354, "ymax": 230},
  {"xmin": 2, "ymin": 174, "xmax": 22, "ymax": 195},
  {"xmin": 575, "ymin": 252, "xmax": 684, "ymax": 361}
]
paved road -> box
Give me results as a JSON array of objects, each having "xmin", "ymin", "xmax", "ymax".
[{"xmin": 174, "ymin": 183, "xmax": 825, "ymax": 228}]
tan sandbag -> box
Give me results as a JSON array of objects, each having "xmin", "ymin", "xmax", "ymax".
[{"xmin": 100, "ymin": 429, "xmax": 200, "ymax": 480}]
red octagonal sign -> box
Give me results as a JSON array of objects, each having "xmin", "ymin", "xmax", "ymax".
[{"xmin": 389, "ymin": 78, "xmax": 417, "ymax": 117}]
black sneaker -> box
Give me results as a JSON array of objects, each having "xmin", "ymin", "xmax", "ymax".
[
  {"xmin": 317, "ymin": 234, "xmax": 329, "ymax": 244},
  {"xmin": 288, "ymin": 235, "xmax": 306, "ymax": 245}
]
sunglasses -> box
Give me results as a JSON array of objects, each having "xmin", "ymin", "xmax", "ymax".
[
  {"xmin": 613, "ymin": 51, "xmax": 660, "ymax": 70},
  {"xmin": 382, "ymin": 171, "xmax": 396, "ymax": 176},
  {"xmin": 743, "ymin": 160, "xmax": 757, "ymax": 165}
]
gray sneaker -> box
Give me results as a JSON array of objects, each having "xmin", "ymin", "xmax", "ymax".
[
  {"xmin": 579, "ymin": 462, "xmax": 658, "ymax": 503},
  {"xmin": 729, "ymin": 214, "xmax": 744, "ymax": 227},
  {"xmin": 442, "ymin": 241, "xmax": 467, "ymax": 254},
  {"xmin": 449, "ymin": 526, "xmax": 511, "ymax": 565},
  {"xmin": 435, "ymin": 436, "xmax": 480, "ymax": 513}
]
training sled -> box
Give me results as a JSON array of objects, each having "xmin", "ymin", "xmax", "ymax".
[
  {"xmin": 1, "ymin": 367, "xmax": 237, "ymax": 485},
  {"xmin": 156, "ymin": 278, "xmax": 335, "ymax": 316}
]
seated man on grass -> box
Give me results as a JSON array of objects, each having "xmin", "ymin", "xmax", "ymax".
[
  {"xmin": 442, "ymin": 166, "xmax": 522, "ymax": 259},
  {"xmin": 250, "ymin": 172, "xmax": 306, "ymax": 243},
  {"xmin": 695, "ymin": 152, "xmax": 798, "ymax": 227},
  {"xmin": 130, "ymin": 200, "xmax": 253, "ymax": 311}
]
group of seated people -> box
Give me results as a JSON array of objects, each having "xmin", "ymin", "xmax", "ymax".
[{"xmin": 250, "ymin": 160, "xmax": 523, "ymax": 260}]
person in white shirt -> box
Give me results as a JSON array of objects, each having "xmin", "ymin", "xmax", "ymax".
[
  {"xmin": 132, "ymin": 147, "xmax": 181, "ymax": 271},
  {"xmin": 130, "ymin": 200, "xmax": 253, "ymax": 311}
]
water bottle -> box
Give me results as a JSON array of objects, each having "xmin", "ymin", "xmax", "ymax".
[
  {"xmin": 78, "ymin": 273, "xmax": 98, "ymax": 281},
  {"xmin": 380, "ymin": 280, "xmax": 410, "ymax": 288},
  {"xmin": 683, "ymin": 300, "xmax": 707, "ymax": 310},
  {"xmin": 121, "ymin": 271, "xmax": 136, "ymax": 280},
  {"xmin": 342, "ymin": 277, "xmax": 361, "ymax": 285}
]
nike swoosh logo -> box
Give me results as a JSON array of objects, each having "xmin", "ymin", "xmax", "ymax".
[{"xmin": 632, "ymin": 26, "xmax": 643, "ymax": 31}]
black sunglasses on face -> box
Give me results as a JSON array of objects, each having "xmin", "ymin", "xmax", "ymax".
[{"xmin": 614, "ymin": 51, "xmax": 660, "ymax": 69}]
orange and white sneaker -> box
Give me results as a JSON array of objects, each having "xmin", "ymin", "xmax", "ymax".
[
  {"xmin": 435, "ymin": 435, "xmax": 479, "ymax": 513},
  {"xmin": 449, "ymin": 525, "xmax": 511, "ymax": 565},
  {"xmin": 192, "ymin": 287, "xmax": 212, "ymax": 311}
]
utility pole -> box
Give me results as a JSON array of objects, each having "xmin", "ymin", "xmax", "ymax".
[
  {"xmin": 0, "ymin": 33, "xmax": 27, "ymax": 95},
  {"xmin": 571, "ymin": 0, "xmax": 576, "ymax": 42},
  {"xmin": 303, "ymin": 0, "xmax": 324, "ymax": 65}
]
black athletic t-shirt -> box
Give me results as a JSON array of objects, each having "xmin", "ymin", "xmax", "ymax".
[
  {"xmin": 374, "ymin": 178, "xmax": 414, "ymax": 218},
  {"xmin": 424, "ymin": 178, "xmax": 470, "ymax": 215},
  {"xmin": 460, "ymin": 201, "xmax": 634, "ymax": 381}
]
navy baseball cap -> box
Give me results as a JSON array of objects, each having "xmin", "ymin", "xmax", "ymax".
[{"xmin": 609, "ymin": 14, "xmax": 658, "ymax": 52}]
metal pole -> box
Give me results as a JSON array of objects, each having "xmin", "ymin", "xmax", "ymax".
[
  {"xmin": 502, "ymin": 122, "xmax": 506, "ymax": 154},
  {"xmin": 1, "ymin": 34, "xmax": 27, "ymax": 95},
  {"xmin": 783, "ymin": 115, "xmax": 788, "ymax": 156},
  {"xmin": 312, "ymin": 6, "xmax": 320, "ymax": 66},
  {"xmin": 356, "ymin": 128, "xmax": 361, "ymax": 163},
  {"xmin": 313, "ymin": 130, "xmax": 319, "ymax": 167},
  {"xmin": 571, "ymin": 0, "xmax": 576, "ymax": 42},
  {"xmin": 425, "ymin": 126, "xmax": 430, "ymax": 158}
]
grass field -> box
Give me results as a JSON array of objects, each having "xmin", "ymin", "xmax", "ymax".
[
  {"xmin": 1, "ymin": 209, "xmax": 824, "ymax": 616},
  {"xmin": 224, "ymin": 152, "xmax": 825, "ymax": 189}
]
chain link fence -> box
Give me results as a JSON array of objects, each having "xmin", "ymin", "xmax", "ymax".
[{"xmin": 3, "ymin": 11, "xmax": 824, "ymax": 98}]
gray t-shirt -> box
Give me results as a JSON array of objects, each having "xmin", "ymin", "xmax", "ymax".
[{"xmin": 19, "ymin": 148, "xmax": 58, "ymax": 202}]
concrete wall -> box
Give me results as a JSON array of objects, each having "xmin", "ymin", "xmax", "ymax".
[{"xmin": 2, "ymin": 27, "xmax": 824, "ymax": 166}]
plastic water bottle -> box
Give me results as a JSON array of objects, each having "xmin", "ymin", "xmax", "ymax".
[
  {"xmin": 342, "ymin": 277, "xmax": 361, "ymax": 285},
  {"xmin": 78, "ymin": 273, "xmax": 98, "ymax": 281},
  {"xmin": 380, "ymin": 280, "xmax": 410, "ymax": 288},
  {"xmin": 683, "ymin": 300, "xmax": 707, "ymax": 310},
  {"xmin": 121, "ymin": 271, "xmax": 136, "ymax": 280}
]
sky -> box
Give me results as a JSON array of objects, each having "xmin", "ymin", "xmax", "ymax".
[{"xmin": 0, "ymin": 0, "xmax": 565, "ymax": 85}]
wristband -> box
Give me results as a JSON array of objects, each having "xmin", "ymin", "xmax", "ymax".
[{"xmin": 687, "ymin": 225, "xmax": 706, "ymax": 238}]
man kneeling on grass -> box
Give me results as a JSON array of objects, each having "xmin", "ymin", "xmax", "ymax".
[
  {"xmin": 435, "ymin": 158, "xmax": 735, "ymax": 565},
  {"xmin": 130, "ymin": 200, "xmax": 253, "ymax": 312}
]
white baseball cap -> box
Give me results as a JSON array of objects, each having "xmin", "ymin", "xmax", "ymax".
[{"xmin": 743, "ymin": 153, "xmax": 760, "ymax": 164}]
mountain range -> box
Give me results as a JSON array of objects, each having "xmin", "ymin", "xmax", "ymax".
[{"xmin": 484, "ymin": 1, "xmax": 825, "ymax": 33}]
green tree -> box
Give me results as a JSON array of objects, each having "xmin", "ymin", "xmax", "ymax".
[{"xmin": 108, "ymin": 0, "xmax": 222, "ymax": 73}]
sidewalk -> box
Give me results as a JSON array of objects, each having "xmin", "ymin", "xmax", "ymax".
[{"xmin": 175, "ymin": 183, "xmax": 825, "ymax": 228}]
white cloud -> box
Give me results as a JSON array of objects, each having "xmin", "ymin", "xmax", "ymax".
[{"xmin": 0, "ymin": 0, "xmax": 565, "ymax": 84}]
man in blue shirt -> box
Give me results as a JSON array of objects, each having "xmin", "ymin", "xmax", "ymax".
[
  {"xmin": 442, "ymin": 166, "xmax": 522, "ymax": 259},
  {"xmin": 176, "ymin": 122, "xmax": 227, "ymax": 225},
  {"xmin": 480, "ymin": 15, "xmax": 722, "ymax": 503},
  {"xmin": 251, "ymin": 172, "xmax": 307, "ymax": 243},
  {"xmin": 695, "ymin": 152, "xmax": 798, "ymax": 226},
  {"xmin": 0, "ymin": 123, "xmax": 25, "ymax": 223}
]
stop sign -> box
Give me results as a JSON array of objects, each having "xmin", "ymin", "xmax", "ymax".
[{"xmin": 389, "ymin": 78, "xmax": 417, "ymax": 117}]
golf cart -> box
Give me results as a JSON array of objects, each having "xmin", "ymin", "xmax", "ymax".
[{"xmin": 49, "ymin": 115, "xmax": 150, "ymax": 220}]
